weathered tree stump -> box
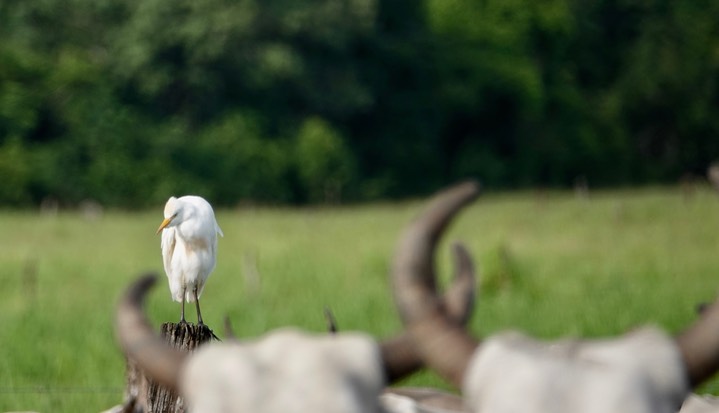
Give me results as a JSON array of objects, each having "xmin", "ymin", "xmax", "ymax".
[{"xmin": 123, "ymin": 322, "xmax": 218, "ymax": 413}]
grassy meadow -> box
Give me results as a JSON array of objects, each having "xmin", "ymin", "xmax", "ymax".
[{"xmin": 2, "ymin": 185, "xmax": 719, "ymax": 411}]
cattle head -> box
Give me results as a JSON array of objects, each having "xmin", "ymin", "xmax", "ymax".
[{"xmin": 391, "ymin": 181, "xmax": 719, "ymax": 412}]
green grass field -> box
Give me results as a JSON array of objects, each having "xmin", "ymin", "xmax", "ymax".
[{"xmin": 2, "ymin": 186, "xmax": 719, "ymax": 412}]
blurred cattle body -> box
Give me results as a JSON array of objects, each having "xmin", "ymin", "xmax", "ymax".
[{"xmin": 463, "ymin": 329, "xmax": 686, "ymax": 413}]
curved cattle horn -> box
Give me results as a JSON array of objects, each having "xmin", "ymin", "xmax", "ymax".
[
  {"xmin": 115, "ymin": 273, "xmax": 185, "ymax": 390},
  {"xmin": 381, "ymin": 242, "xmax": 477, "ymax": 382},
  {"xmin": 442, "ymin": 243, "xmax": 476, "ymax": 327},
  {"xmin": 677, "ymin": 299, "xmax": 719, "ymax": 387},
  {"xmin": 390, "ymin": 181, "xmax": 481, "ymax": 388}
]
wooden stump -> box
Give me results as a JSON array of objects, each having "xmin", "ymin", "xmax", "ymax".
[{"xmin": 123, "ymin": 322, "xmax": 218, "ymax": 413}]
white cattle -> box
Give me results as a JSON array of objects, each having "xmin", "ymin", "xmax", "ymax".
[
  {"xmin": 463, "ymin": 328, "xmax": 687, "ymax": 413},
  {"xmin": 183, "ymin": 331, "xmax": 472, "ymax": 413},
  {"xmin": 181, "ymin": 329, "xmax": 386, "ymax": 413},
  {"xmin": 391, "ymin": 181, "xmax": 719, "ymax": 413}
]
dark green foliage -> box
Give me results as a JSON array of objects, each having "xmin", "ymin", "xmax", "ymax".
[{"xmin": 0, "ymin": 0, "xmax": 717, "ymax": 206}]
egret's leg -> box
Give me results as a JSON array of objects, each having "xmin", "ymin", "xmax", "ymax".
[
  {"xmin": 193, "ymin": 286, "xmax": 204, "ymax": 325},
  {"xmin": 180, "ymin": 286, "xmax": 187, "ymax": 324}
]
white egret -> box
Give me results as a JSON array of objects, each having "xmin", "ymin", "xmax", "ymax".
[{"xmin": 156, "ymin": 195, "xmax": 223, "ymax": 325}]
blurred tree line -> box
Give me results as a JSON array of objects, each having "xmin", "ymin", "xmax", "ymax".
[{"xmin": 0, "ymin": 0, "xmax": 718, "ymax": 207}]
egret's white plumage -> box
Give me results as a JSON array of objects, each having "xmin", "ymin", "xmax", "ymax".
[{"xmin": 157, "ymin": 195, "xmax": 223, "ymax": 324}]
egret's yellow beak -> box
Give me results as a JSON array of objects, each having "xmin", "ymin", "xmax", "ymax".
[{"xmin": 156, "ymin": 217, "xmax": 173, "ymax": 234}]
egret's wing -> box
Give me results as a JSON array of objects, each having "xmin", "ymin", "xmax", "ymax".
[{"xmin": 160, "ymin": 227, "xmax": 176, "ymax": 276}]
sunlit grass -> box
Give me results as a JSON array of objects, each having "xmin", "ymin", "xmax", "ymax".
[{"xmin": 2, "ymin": 185, "xmax": 719, "ymax": 411}]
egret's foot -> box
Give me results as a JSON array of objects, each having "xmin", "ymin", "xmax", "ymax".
[
  {"xmin": 208, "ymin": 328, "xmax": 220, "ymax": 341},
  {"xmin": 195, "ymin": 321, "xmax": 221, "ymax": 341}
]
